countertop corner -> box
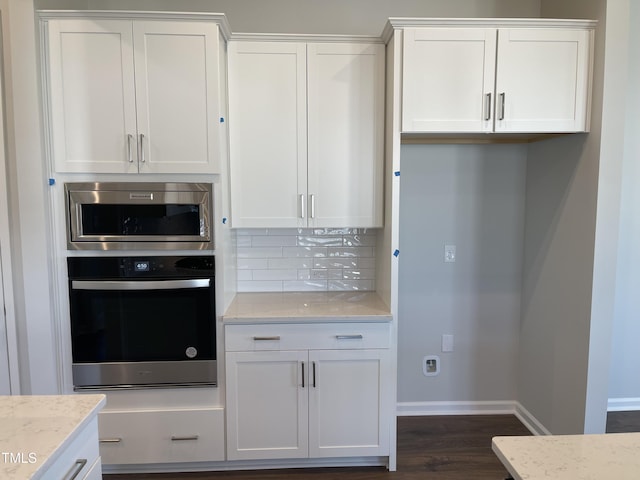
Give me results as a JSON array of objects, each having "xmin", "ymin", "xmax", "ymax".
[{"xmin": 0, "ymin": 394, "xmax": 105, "ymax": 479}]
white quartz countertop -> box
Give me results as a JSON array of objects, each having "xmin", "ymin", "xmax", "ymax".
[
  {"xmin": 492, "ymin": 432, "xmax": 640, "ymax": 479},
  {"xmin": 223, "ymin": 291, "xmax": 392, "ymax": 323},
  {"xmin": 0, "ymin": 394, "xmax": 106, "ymax": 480}
]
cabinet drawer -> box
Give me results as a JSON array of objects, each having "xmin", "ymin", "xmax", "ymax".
[
  {"xmin": 44, "ymin": 417, "xmax": 100, "ymax": 479},
  {"xmin": 98, "ymin": 408, "xmax": 224, "ymax": 464},
  {"xmin": 84, "ymin": 456, "xmax": 103, "ymax": 480},
  {"xmin": 225, "ymin": 322, "xmax": 390, "ymax": 351}
]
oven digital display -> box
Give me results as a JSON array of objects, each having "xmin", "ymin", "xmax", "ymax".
[{"xmin": 135, "ymin": 261, "xmax": 150, "ymax": 272}]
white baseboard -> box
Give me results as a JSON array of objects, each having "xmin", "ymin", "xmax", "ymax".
[
  {"xmin": 396, "ymin": 400, "xmax": 550, "ymax": 436},
  {"xmin": 608, "ymin": 397, "xmax": 640, "ymax": 411},
  {"xmin": 514, "ymin": 402, "xmax": 551, "ymax": 436},
  {"xmin": 103, "ymin": 457, "xmax": 386, "ymax": 474},
  {"xmin": 396, "ymin": 400, "xmax": 517, "ymax": 416}
]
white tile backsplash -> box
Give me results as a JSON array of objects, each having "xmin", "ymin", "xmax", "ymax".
[
  {"xmin": 252, "ymin": 269, "xmax": 299, "ymax": 281},
  {"xmin": 236, "ymin": 228, "xmax": 377, "ymax": 292},
  {"xmin": 251, "ymin": 235, "xmax": 298, "ymax": 247},
  {"xmin": 282, "ymin": 246, "xmax": 329, "ymax": 258}
]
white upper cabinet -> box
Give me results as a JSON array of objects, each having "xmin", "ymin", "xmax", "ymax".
[
  {"xmin": 307, "ymin": 43, "xmax": 384, "ymax": 228},
  {"xmin": 401, "ymin": 21, "xmax": 594, "ymax": 134},
  {"xmin": 494, "ymin": 28, "xmax": 591, "ymax": 133},
  {"xmin": 402, "ymin": 28, "xmax": 497, "ymax": 133},
  {"xmin": 228, "ymin": 42, "xmax": 307, "ymax": 228},
  {"xmin": 228, "ymin": 40, "xmax": 384, "ymax": 229},
  {"xmin": 45, "ymin": 18, "xmax": 224, "ymax": 174}
]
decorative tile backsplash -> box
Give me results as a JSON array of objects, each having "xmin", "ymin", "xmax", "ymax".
[{"xmin": 236, "ymin": 228, "xmax": 378, "ymax": 292}]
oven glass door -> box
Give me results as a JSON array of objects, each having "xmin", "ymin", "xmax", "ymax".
[{"xmin": 70, "ymin": 279, "xmax": 215, "ymax": 364}]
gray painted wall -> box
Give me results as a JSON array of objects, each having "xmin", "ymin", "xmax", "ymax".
[
  {"xmin": 519, "ymin": 133, "xmax": 598, "ymax": 433},
  {"xmin": 609, "ymin": 0, "xmax": 640, "ymax": 402},
  {"xmin": 518, "ymin": 0, "xmax": 629, "ymax": 434},
  {"xmin": 397, "ymin": 144, "xmax": 526, "ymax": 404},
  {"xmin": 36, "ymin": 0, "xmax": 542, "ymax": 34}
]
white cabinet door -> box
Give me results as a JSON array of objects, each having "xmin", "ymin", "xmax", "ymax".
[
  {"xmin": 228, "ymin": 41, "xmax": 384, "ymax": 229},
  {"xmin": 307, "ymin": 43, "xmax": 384, "ymax": 228},
  {"xmin": 494, "ymin": 28, "xmax": 591, "ymax": 133},
  {"xmin": 42, "ymin": 417, "xmax": 101, "ymax": 479},
  {"xmin": 308, "ymin": 349, "xmax": 389, "ymax": 457},
  {"xmin": 132, "ymin": 21, "xmax": 221, "ymax": 173},
  {"xmin": 228, "ymin": 42, "xmax": 307, "ymax": 228},
  {"xmin": 402, "ymin": 28, "xmax": 497, "ymax": 133},
  {"xmin": 46, "ymin": 19, "xmax": 221, "ymax": 174},
  {"xmin": 47, "ymin": 19, "xmax": 138, "ymax": 173},
  {"xmin": 226, "ymin": 350, "xmax": 309, "ymax": 460}
]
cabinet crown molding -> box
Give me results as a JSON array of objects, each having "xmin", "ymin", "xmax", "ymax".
[
  {"xmin": 37, "ymin": 10, "xmax": 232, "ymax": 39},
  {"xmin": 381, "ymin": 17, "xmax": 597, "ymax": 43},
  {"xmin": 229, "ymin": 32, "xmax": 383, "ymax": 44}
]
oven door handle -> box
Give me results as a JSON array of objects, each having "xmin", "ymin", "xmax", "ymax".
[{"xmin": 71, "ymin": 279, "xmax": 211, "ymax": 290}]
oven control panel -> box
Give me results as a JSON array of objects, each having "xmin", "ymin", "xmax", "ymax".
[{"xmin": 67, "ymin": 255, "xmax": 215, "ymax": 279}]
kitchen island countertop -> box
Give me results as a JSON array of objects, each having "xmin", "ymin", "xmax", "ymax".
[
  {"xmin": 223, "ymin": 291, "xmax": 392, "ymax": 323},
  {"xmin": 492, "ymin": 432, "xmax": 640, "ymax": 480},
  {"xmin": 0, "ymin": 394, "xmax": 105, "ymax": 479}
]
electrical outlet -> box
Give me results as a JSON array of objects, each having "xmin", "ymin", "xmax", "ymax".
[{"xmin": 422, "ymin": 355, "xmax": 440, "ymax": 376}]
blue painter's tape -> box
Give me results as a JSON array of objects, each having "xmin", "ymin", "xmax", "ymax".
[
  {"xmin": 222, "ymin": 217, "xmax": 228, "ymax": 224},
  {"xmin": 220, "ymin": 117, "xmax": 225, "ymax": 123},
  {"xmin": 393, "ymin": 249, "xmax": 400, "ymax": 257},
  {"xmin": 394, "ymin": 171, "xmax": 400, "ymax": 177},
  {"xmin": 48, "ymin": 178, "xmax": 55, "ymax": 186}
]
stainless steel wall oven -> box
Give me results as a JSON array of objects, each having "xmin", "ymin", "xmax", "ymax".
[
  {"xmin": 67, "ymin": 255, "xmax": 216, "ymax": 390},
  {"xmin": 65, "ymin": 182, "xmax": 212, "ymax": 250}
]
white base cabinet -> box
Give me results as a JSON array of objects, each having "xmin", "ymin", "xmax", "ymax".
[
  {"xmin": 308, "ymin": 349, "xmax": 390, "ymax": 458},
  {"xmin": 225, "ymin": 322, "xmax": 391, "ymax": 461},
  {"xmin": 98, "ymin": 408, "xmax": 225, "ymax": 465},
  {"xmin": 43, "ymin": 416, "xmax": 102, "ymax": 480},
  {"xmin": 226, "ymin": 350, "xmax": 309, "ymax": 460}
]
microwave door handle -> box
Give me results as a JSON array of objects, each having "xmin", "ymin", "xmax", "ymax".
[{"xmin": 71, "ymin": 279, "xmax": 210, "ymax": 290}]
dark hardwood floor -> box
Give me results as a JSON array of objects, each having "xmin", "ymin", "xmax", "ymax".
[
  {"xmin": 105, "ymin": 415, "xmax": 531, "ymax": 480},
  {"xmin": 606, "ymin": 410, "xmax": 640, "ymax": 433}
]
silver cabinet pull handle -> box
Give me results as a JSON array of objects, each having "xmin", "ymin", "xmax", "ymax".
[
  {"xmin": 499, "ymin": 92, "xmax": 506, "ymax": 120},
  {"xmin": 171, "ymin": 435, "xmax": 199, "ymax": 441},
  {"xmin": 310, "ymin": 194, "xmax": 315, "ymax": 219},
  {"xmin": 336, "ymin": 335, "xmax": 363, "ymax": 340},
  {"xmin": 64, "ymin": 459, "xmax": 87, "ymax": 480},
  {"xmin": 253, "ymin": 336, "xmax": 281, "ymax": 341},
  {"xmin": 139, "ymin": 133, "xmax": 145, "ymax": 163},
  {"xmin": 99, "ymin": 438, "xmax": 122, "ymax": 443},
  {"xmin": 300, "ymin": 194, "xmax": 305, "ymax": 219},
  {"xmin": 484, "ymin": 93, "xmax": 492, "ymax": 121},
  {"xmin": 127, "ymin": 134, "xmax": 134, "ymax": 163},
  {"xmin": 301, "ymin": 361, "xmax": 305, "ymax": 388}
]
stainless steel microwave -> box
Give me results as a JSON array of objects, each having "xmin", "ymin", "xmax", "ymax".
[{"xmin": 65, "ymin": 182, "xmax": 213, "ymax": 251}]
